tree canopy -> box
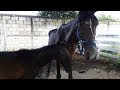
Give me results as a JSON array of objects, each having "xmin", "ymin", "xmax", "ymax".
[
  {"xmin": 97, "ymin": 14, "xmax": 116, "ymax": 21},
  {"xmin": 37, "ymin": 11, "xmax": 78, "ymax": 19}
]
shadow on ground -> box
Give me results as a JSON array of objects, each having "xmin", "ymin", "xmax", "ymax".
[{"xmin": 35, "ymin": 53, "xmax": 120, "ymax": 79}]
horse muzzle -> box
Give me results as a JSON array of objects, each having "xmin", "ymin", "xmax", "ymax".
[{"xmin": 85, "ymin": 51, "xmax": 99, "ymax": 61}]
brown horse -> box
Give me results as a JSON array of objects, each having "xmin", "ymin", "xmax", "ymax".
[
  {"xmin": 0, "ymin": 44, "xmax": 72, "ymax": 79},
  {"xmin": 47, "ymin": 11, "xmax": 99, "ymax": 76}
]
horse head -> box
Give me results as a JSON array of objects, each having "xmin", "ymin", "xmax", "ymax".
[{"xmin": 77, "ymin": 11, "xmax": 99, "ymax": 61}]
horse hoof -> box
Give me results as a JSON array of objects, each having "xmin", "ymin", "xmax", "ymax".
[{"xmin": 56, "ymin": 75, "xmax": 61, "ymax": 79}]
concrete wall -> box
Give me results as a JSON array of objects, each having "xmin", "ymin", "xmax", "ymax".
[{"xmin": 0, "ymin": 14, "xmax": 72, "ymax": 51}]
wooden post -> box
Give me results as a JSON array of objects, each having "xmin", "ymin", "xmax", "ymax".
[{"xmin": 62, "ymin": 18, "xmax": 65, "ymax": 24}]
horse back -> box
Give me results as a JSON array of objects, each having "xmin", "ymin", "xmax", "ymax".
[{"xmin": 48, "ymin": 29, "xmax": 61, "ymax": 45}]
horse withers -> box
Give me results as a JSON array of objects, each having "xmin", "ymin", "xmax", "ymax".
[{"xmin": 0, "ymin": 44, "xmax": 72, "ymax": 79}]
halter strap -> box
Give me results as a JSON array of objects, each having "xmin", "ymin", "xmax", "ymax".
[
  {"xmin": 81, "ymin": 40, "xmax": 96, "ymax": 47},
  {"xmin": 76, "ymin": 28, "xmax": 83, "ymax": 55},
  {"xmin": 76, "ymin": 28, "xmax": 96, "ymax": 55}
]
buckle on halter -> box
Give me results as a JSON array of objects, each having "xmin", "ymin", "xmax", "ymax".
[
  {"xmin": 78, "ymin": 40, "xmax": 82, "ymax": 45},
  {"xmin": 77, "ymin": 40, "xmax": 84, "ymax": 55}
]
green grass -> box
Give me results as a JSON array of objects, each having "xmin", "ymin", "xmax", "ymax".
[
  {"xmin": 111, "ymin": 59, "xmax": 120, "ymax": 69},
  {"xmin": 100, "ymin": 50, "xmax": 118, "ymax": 55},
  {"xmin": 100, "ymin": 55, "xmax": 120, "ymax": 69},
  {"xmin": 99, "ymin": 44, "xmax": 120, "ymax": 69}
]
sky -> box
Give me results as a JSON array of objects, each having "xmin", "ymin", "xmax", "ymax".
[
  {"xmin": 0, "ymin": 11, "xmax": 120, "ymax": 19},
  {"xmin": 0, "ymin": 11, "xmax": 38, "ymax": 16}
]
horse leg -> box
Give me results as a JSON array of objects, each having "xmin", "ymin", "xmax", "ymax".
[
  {"xmin": 67, "ymin": 46, "xmax": 75, "ymax": 79},
  {"xmin": 67, "ymin": 56, "xmax": 73, "ymax": 79},
  {"xmin": 68, "ymin": 62, "xmax": 73, "ymax": 79},
  {"xmin": 46, "ymin": 62, "xmax": 51, "ymax": 77},
  {"xmin": 56, "ymin": 61, "xmax": 61, "ymax": 79},
  {"xmin": 69, "ymin": 71, "xmax": 73, "ymax": 79}
]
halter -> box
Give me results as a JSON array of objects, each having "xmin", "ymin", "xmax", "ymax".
[{"xmin": 76, "ymin": 27, "xmax": 97, "ymax": 55}]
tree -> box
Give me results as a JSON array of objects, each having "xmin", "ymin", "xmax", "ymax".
[
  {"xmin": 37, "ymin": 11, "xmax": 78, "ymax": 19},
  {"xmin": 97, "ymin": 14, "xmax": 116, "ymax": 21}
]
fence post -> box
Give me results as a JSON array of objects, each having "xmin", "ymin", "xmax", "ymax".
[
  {"xmin": 3, "ymin": 17, "xmax": 7, "ymax": 51},
  {"xmin": 107, "ymin": 20, "xmax": 110, "ymax": 31},
  {"xmin": 62, "ymin": 18, "xmax": 65, "ymax": 24},
  {"xmin": 30, "ymin": 17, "xmax": 33, "ymax": 49}
]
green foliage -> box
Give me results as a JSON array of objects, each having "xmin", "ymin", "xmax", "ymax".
[
  {"xmin": 37, "ymin": 11, "xmax": 78, "ymax": 19},
  {"xmin": 97, "ymin": 14, "xmax": 116, "ymax": 21}
]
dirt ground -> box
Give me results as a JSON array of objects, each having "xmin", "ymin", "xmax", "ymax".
[{"xmin": 35, "ymin": 53, "xmax": 120, "ymax": 79}]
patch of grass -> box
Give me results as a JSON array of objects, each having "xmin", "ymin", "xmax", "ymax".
[
  {"xmin": 100, "ymin": 55, "xmax": 112, "ymax": 61},
  {"xmin": 100, "ymin": 50, "xmax": 118, "ymax": 55},
  {"xmin": 99, "ymin": 44, "xmax": 120, "ymax": 69},
  {"xmin": 111, "ymin": 60, "xmax": 120, "ymax": 69},
  {"xmin": 100, "ymin": 55, "xmax": 120, "ymax": 69}
]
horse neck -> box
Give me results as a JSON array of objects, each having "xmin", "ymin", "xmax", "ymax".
[
  {"xmin": 33, "ymin": 45, "xmax": 59, "ymax": 67},
  {"xmin": 66, "ymin": 35, "xmax": 77, "ymax": 56},
  {"xmin": 65, "ymin": 18, "xmax": 78, "ymax": 44}
]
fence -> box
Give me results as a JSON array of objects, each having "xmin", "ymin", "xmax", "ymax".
[
  {"xmin": 96, "ymin": 21, "xmax": 120, "ymax": 60},
  {"xmin": 96, "ymin": 35, "xmax": 120, "ymax": 59}
]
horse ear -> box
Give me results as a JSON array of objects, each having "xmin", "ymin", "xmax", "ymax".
[
  {"xmin": 78, "ymin": 11, "xmax": 97, "ymax": 21},
  {"xmin": 78, "ymin": 11, "xmax": 87, "ymax": 16},
  {"xmin": 78, "ymin": 11, "xmax": 86, "ymax": 20},
  {"xmin": 78, "ymin": 11, "xmax": 97, "ymax": 15}
]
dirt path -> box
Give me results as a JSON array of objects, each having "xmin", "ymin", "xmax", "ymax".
[{"xmin": 35, "ymin": 54, "xmax": 120, "ymax": 79}]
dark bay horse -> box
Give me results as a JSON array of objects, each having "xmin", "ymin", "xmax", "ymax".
[
  {"xmin": 0, "ymin": 44, "xmax": 72, "ymax": 79},
  {"xmin": 47, "ymin": 11, "xmax": 99, "ymax": 76}
]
